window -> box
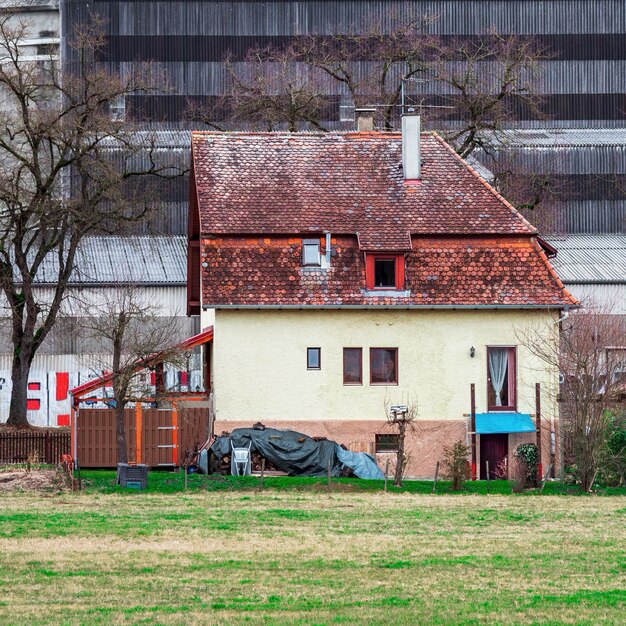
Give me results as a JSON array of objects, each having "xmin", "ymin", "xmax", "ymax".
[
  {"xmin": 487, "ymin": 347, "xmax": 516, "ymax": 411},
  {"xmin": 302, "ymin": 239, "xmax": 321, "ymax": 266},
  {"xmin": 365, "ymin": 254, "xmax": 405, "ymax": 290},
  {"xmin": 375, "ymin": 259, "xmax": 395, "ymax": 287},
  {"xmin": 343, "ymin": 348, "xmax": 362, "ymax": 384},
  {"xmin": 375, "ymin": 434, "xmax": 399, "ymax": 453},
  {"xmin": 370, "ymin": 348, "xmax": 398, "ymax": 385},
  {"xmin": 307, "ymin": 347, "xmax": 321, "ymax": 370}
]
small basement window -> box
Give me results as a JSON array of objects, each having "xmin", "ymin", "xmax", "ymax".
[
  {"xmin": 375, "ymin": 434, "xmax": 399, "ymax": 453},
  {"xmin": 307, "ymin": 347, "xmax": 321, "ymax": 370},
  {"xmin": 302, "ymin": 239, "xmax": 321, "ymax": 266}
]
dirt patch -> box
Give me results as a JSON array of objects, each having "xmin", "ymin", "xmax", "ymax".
[{"xmin": 0, "ymin": 469, "xmax": 68, "ymax": 493}]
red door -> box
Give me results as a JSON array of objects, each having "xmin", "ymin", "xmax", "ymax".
[{"xmin": 480, "ymin": 434, "xmax": 508, "ymax": 479}]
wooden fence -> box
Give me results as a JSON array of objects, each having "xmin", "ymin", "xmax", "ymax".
[
  {"xmin": 77, "ymin": 406, "xmax": 209, "ymax": 468},
  {"xmin": 0, "ymin": 430, "xmax": 70, "ymax": 464}
]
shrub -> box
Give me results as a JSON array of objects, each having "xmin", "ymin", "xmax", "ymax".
[
  {"xmin": 514, "ymin": 443, "xmax": 539, "ymax": 488},
  {"xmin": 442, "ymin": 440, "xmax": 470, "ymax": 491},
  {"xmin": 598, "ymin": 411, "xmax": 626, "ymax": 487}
]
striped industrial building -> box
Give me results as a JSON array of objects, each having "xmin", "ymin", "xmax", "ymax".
[{"xmin": 1, "ymin": 0, "xmax": 624, "ymax": 425}]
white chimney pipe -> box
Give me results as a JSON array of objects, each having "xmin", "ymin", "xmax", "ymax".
[{"xmin": 402, "ymin": 115, "xmax": 421, "ymax": 181}]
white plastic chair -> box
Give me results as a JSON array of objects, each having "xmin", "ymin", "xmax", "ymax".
[{"xmin": 231, "ymin": 441, "xmax": 252, "ymax": 476}]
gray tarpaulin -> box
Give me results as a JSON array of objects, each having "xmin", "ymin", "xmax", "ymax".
[
  {"xmin": 210, "ymin": 427, "xmax": 384, "ymax": 479},
  {"xmin": 335, "ymin": 446, "xmax": 385, "ymax": 480}
]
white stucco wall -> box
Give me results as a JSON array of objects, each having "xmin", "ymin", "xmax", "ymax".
[{"xmin": 211, "ymin": 309, "xmax": 560, "ymax": 423}]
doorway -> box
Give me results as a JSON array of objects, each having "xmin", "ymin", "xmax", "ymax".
[{"xmin": 480, "ymin": 434, "xmax": 508, "ymax": 479}]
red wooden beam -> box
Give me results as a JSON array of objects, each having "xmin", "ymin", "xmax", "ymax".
[{"xmin": 70, "ymin": 327, "xmax": 214, "ymax": 399}]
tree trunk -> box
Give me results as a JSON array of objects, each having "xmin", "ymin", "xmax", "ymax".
[
  {"xmin": 6, "ymin": 351, "xmax": 32, "ymax": 428},
  {"xmin": 394, "ymin": 423, "xmax": 406, "ymax": 487},
  {"xmin": 116, "ymin": 402, "xmax": 128, "ymax": 464}
]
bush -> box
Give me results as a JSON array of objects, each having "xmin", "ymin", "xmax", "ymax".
[
  {"xmin": 598, "ymin": 412, "xmax": 626, "ymax": 487},
  {"xmin": 442, "ymin": 440, "xmax": 470, "ymax": 491},
  {"xmin": 514, "ymin": 443, "xmax": 539, "ymax": 488}
]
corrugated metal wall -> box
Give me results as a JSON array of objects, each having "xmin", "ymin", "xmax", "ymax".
[
  {"xmin": 476, "ymin": 141, "xmax": 626, "ymax": 233},
  {"xmin": 60, "ymin": 0, "xmax": 626, "ymax": 235},
  {"xmin": 62, "ymin": 0, "xmax": 626, "ymax": 127}
]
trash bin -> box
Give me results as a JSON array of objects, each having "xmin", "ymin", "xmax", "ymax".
[{"xmin": 117, "ymin": 463, "xmax": 148, "ymax": 489}]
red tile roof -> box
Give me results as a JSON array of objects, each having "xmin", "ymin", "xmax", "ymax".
[
  {"xmin": 191, "ymin": 131, "xmax": 577, "ymax": 308},
  {"xmin": 201, "ymin": 236, "xmax": 577, "ymax": 308},
  {"xmin": 192, "ymin": 131, "xmax": 536, "ymax": 251}
]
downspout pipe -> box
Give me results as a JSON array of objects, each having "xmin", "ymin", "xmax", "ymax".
[
  {"xmin": 325, "ymin": 232, "xmax": 331, "ymax": 266},
  {"xmin": 555, "ymin": 305, "xmax": 570, "ymax": 325}
]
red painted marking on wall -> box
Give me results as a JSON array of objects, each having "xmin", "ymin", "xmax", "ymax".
[
  {"xmin": 26, "ymin": 399, "xmax": 41, "ymax": 411},
  {"xmin": 28, "ymin": 382, "xmax": 41, "ymax": 391},
  {"xmin": 57, "ymin": 414, "xmax": 70, "ymax": 427},
  {"xmin": 56, "ymin": 372, "xmax": 69, "ymax": 401}
]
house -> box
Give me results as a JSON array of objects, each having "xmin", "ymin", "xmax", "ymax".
[{"xmin": 188, "ymin": 118, "xmax": 578, "ymax": 478}]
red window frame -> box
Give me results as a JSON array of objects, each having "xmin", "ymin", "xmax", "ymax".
[
  {"xmin": 365, "ymin": 254, "xmax": 405, "ymax": 290},
  {"xmin": 343, "ymin": 348, "xmax": 363, "ymax": 385},
  {"xmin": 486, "ymin": 346, "xmax": 517, "ymax": 412},
  {"xmin": 370, "ymin": 348, "xmax": 399, "ymax": 385}
]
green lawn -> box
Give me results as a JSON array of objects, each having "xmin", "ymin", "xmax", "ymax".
[
  {"xmin": 0, "ymin": 472, "xmax": 624, "ymax": 624},
  {"xmin": 76, "ymin": 468, "xmax": 626, "ymax": 497}
]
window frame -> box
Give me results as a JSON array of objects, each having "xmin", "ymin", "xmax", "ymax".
[
  {"xmin": 307, "ymin": 347, "xmax": 321, "ymax": 370},
  {"xmin": 375, "ymin": 433, "xmax": 400, "ymax": 453},
  {"xmin": 343, "ymin": 347, "xmax": 363, "ymax": 385},
  {"xmin": 302, "ymin": 238, "xmax": 322, "ymax": 267},
  {"xmin": 486, "ymin": 345, "xmax": 517, "ymax": 412},
  {"xmin": 365, "ymin": 254, "xmax": 405, "ymax": 290},
  {"xmin": 369, "ymin": 347, "xmax": 399, "ymax": 386}
]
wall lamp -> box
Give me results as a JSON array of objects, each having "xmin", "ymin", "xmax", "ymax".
[{"xmin": 469, "ymin": 346, "xmax": 475, "ymax": 358}]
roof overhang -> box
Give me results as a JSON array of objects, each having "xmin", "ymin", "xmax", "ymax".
[
  {"xmin": 203, "ymin": 304, "xmax": 572, "ymax": 310},
  {"xmin": 70, "ymin": 326, "xmax": 214, "ymax": 400}
]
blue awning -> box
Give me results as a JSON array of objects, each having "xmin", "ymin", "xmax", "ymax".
[{"xmin": 475, "ymin": 413, "xmax": 536, "ymax": 434}]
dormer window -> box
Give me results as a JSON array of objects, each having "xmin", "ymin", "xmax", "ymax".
[
  {"xmin": 302, "ymin": 239, "xmax": 321, "ymax": 266},
  {"xmin": 365, "ymin": 254, "xmax": 405, "ymax": 290},
  {"xmin": 375, "ymin": 258, "xmax": 396, "ymax": 287}
]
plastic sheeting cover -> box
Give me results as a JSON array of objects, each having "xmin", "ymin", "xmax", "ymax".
[
  {"xmin": 335, "ymin": 445, "xmax": 385, "ymax": 480},
  {"xmin": 210, "ymin": 427, "xmax": 384, "ymax": 478}
]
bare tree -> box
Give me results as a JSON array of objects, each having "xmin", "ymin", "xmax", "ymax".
[
  {"xmin": 0, "ymin": 18, "xmax": 182, "ymax": 426},
  {"xmin": 189, "ymin": 46, "xmax": 330, "ymax": 132},
  {"xmin": 431, "ymin": 31, "xmax": 549, "ymax": 158},
  {"xmin": 488, "ymin": 148, "xmax": 573, "ymax": 230},
  {"xmin": 518, "ymin": 309, "xmax": 626, "ymax": 491},
  {"xmin": 295, "ymin": 14, "xmax": 439, "ymax": 130},
  {"xmin": 78, "ymin": 286, "xmax": 186, "ymax": 464},
  {"xmin": 384, "ymin": 394, "xmax": 418, "ymax": 487}
]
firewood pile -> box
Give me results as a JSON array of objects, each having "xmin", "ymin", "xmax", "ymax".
[{"xmin": 215, "ymin": 451, "xmax": 281, "ymax": 475}]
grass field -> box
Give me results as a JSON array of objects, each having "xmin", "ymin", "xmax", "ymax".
[{"xmin": 0, "ymin": 472, "xmax": 625, "ymax": 625}]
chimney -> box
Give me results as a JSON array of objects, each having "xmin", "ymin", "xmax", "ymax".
[
  {"xmin": 401, "ymin": 115, "xmax": 421, "ymax": 182},
  {"xmin": 355, "ymin": 108, "xmax": 376, "ymax": 132}
]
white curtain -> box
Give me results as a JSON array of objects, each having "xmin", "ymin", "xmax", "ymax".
[{"xmin": 489, "ymin": 348, "xmax": 508, "ymax": 406}]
